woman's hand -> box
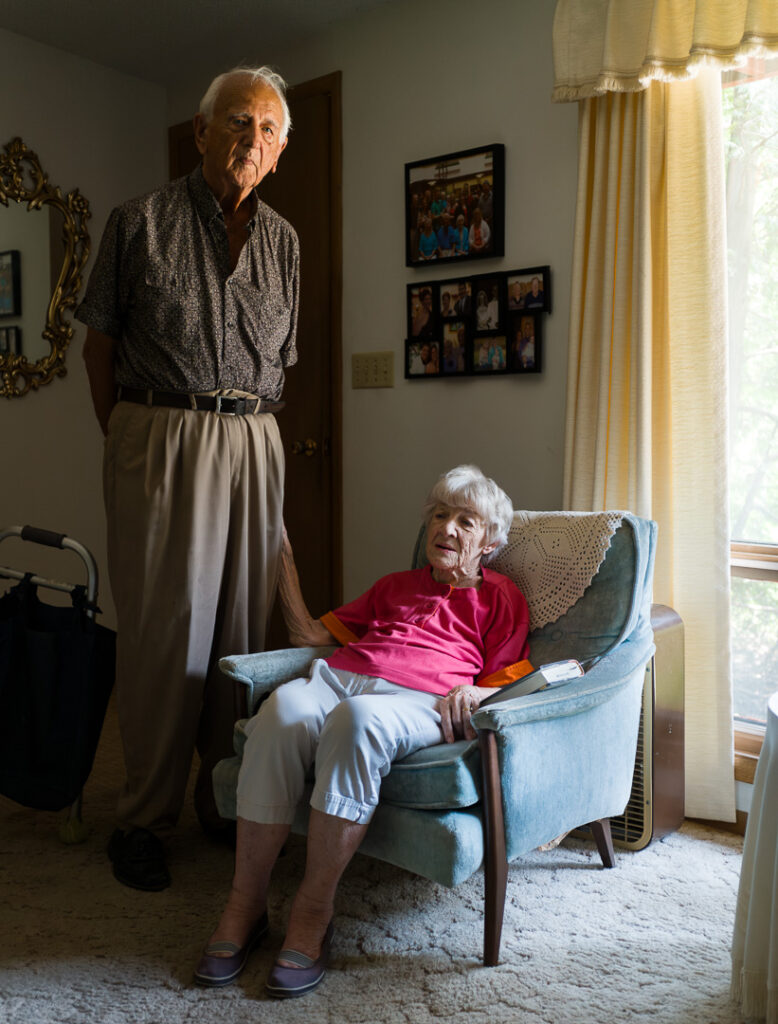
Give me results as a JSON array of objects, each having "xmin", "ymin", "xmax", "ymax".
[
  {"xmin": 277, "ymin": 524, "xmax": 335, "ymax": 648},
  {"xmin": 438, "ymin": 685, "xmax": 494, "ymax": 743}
]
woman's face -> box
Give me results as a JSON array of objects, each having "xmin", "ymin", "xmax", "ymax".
[{"xmin": 425, "ymin": 503, "xmax": 494, "ymax": 582}]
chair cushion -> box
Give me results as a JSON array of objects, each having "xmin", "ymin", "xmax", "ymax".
[
  {"xmin": 231, "ymin": 719, "xmax": 482, "ymax": 810},
  {"xmin": 380, "ymin": 738, "xmax": 481, "ymax": 809}
]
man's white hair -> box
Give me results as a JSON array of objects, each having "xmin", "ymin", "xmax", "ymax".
[
  {"xmin": 199, "ymin": 66, "xmax": 292, "ymax": 141},
  {"xmin": 423, "ymin": 465, "xmax": 514, "ymax": 560}
]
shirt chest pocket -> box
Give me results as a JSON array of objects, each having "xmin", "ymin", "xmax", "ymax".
[
  {"xmin": 137, "ymin": 267, "xmax": 199, "ymax": 336},
  {"xmin": 233, "ymin": 283, "xmax": 292, "ymax": 354}
]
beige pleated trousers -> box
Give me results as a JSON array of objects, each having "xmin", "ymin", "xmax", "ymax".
[{"xmin": 103, "ymin": 400, "xmax": 284, "ymax": 834}]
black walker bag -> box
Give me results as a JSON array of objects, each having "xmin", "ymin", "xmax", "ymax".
[{"xmin": 0, "ymin": 578, "xmax": 116, "ymax": 811}]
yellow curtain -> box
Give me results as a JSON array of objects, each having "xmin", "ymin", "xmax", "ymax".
[
  {"xmin": 562, "ymin": 71, "xmax": 735, "ymax": 821},
  {"xmin": 553, "ymin": 0, "xmax": 778, "ymax": 821}
]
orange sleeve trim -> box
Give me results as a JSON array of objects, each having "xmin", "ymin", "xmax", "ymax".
[
  {"xmin": 478, "ymin": 659, "xmax": 534, "ymax": 688},
  {"xmin": 320, "ymin": 612, "xmax": 359, "ymax": 646}
]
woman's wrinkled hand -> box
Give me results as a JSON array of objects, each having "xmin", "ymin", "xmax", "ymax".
[{"xmin": 438, "ymin": 685, "xmax": 485, "ymax": 743}]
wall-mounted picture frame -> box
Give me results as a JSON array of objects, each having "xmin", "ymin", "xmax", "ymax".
[
  {"xmin": 506, "ymin": 265, "xmax": 551, "ymax": 313},
  {"xmin": 404, "ymin": 264, "xmax": 549, "ymax": 380},
  {"xmin": 441, "ymin": 321, "xmax": 468, "ymax": 376},
  {"xmin": 405, "ymin": 338, "xmax": 441, "ymax": 378},
  {"xmin": 440, "ymin": 278, "xmax": 472, "ymax": 318},
  {"xmin": 473, "ymin": 335, "xmax": 508, "ymax": 374},
  {"xmin": 407, "ymin": 282, "xmax": 437, "ymax": 340},
  {"xmin": 472, "ymin": 275, "xmax": 504, "ymax": 332},
  {"xmin": 0, "ymin": 250, "xmax": 21, "ymax": 317},
  {"xmin": 405, "ymin": 144, "xmax": 505, "ymax": 268},
  {"xmin": 508, "ymin": 310, "xmax": 542, "ymax": 373}
]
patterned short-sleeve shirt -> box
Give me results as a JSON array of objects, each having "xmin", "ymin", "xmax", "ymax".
[{"xmin": 76, "ymin": 165, "xmax": 299, "ymax": 398}]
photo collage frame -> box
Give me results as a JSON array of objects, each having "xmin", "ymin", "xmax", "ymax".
[{"xmin": 405, "ymin": 265, "xmax": 550, "ymax": 379}]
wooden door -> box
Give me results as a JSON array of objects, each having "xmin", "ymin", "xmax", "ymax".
[{"xmin": 169, "ymin": 72, "xmax": 343, "ymax": 642}]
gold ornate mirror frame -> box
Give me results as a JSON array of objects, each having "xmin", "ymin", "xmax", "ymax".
[{"xmin": 0, "ymin": 137, "xmax": 91, "ymax": 398}]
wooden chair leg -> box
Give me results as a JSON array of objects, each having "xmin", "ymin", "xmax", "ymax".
[
  {"xmin": 589, "ymin": 817, "xmax": 616, "ymax": 868},
  {"xmin": 479, "ymin": 730, "xmax": 508, "ymax": 966}
]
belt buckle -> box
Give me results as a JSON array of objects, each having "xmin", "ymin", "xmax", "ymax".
[{"xmin": 215, "ymin": 395, "xmax": 237, "ymax": 415}]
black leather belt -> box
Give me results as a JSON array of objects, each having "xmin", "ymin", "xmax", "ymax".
[{"xmin": 118, "ymin": 387, "xmax": 284, "ymax": 416}]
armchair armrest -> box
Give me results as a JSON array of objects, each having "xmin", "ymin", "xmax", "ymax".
[
  {"xmin": 219, "ymin": 646, "xmax": 337, "ymax": 713},
  {"xmin": 471, "ymin": 637, "xmax": 653, "ymax": 734}
]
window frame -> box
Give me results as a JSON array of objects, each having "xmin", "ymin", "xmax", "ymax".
[{"xmin": 730, "ymin": 542, "xmax": 777, "ymax": 767}]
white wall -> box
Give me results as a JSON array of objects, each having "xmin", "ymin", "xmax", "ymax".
[
  {"xmin": 0, "ymin": 28, "xmax": 167, "ymax": 625},
  {"xmin": 170, "ymin": 0, "xmax": 579, "ymax": 599}
]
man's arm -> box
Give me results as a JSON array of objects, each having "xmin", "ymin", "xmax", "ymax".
[
  {"xmin": 277, "ymin": 527, "xmax": 337, "ymax": 648},
  {"xmin": 82, "ymin": 328, "xmax": 118, "ymax": 436}
]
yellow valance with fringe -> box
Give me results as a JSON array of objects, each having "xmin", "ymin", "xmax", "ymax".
[{"xmin": 552, "ymin": 0, "xmax": 778, "ymax": 101}]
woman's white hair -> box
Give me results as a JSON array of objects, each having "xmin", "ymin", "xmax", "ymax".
[
  {"xmin": 199, "ymin": 65, "xmax": 292, "ymax": 140},
  {"xmin": 423, "ymin": 464, "xmax": 514, "ymax": 560}
]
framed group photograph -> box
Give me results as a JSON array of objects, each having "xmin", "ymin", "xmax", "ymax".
[
  {"xmin": 405, "ymin": 144, "xmax": 505, "ymax": 268},
  {"xmin": 0, "ymin": 251, "xmax": 21, "ymax": 318},
  {"xmin": 506, "ymin": 265, "xmax": 551, "ymax": 313}
]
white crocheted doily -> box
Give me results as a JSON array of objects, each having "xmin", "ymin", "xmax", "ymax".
[{"xmin": 489, "ymin": 511, "xmax": 627, "ymax": 631}]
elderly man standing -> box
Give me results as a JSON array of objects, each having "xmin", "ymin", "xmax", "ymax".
[{"xmin": 77, "ymin": 66, "xmax": 299, "ymax": 891}]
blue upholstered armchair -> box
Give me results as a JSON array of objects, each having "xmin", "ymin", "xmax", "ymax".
[{"xmin": 213, "ymin": 510, "xmax": 657, "ymax": 966}]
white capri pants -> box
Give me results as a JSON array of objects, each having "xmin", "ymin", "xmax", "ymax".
[{"xmin": 237, "ymin": 659, "xmax": 445, "ymax": 825}]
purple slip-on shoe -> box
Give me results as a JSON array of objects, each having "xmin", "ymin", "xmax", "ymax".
[
  {"xmin": 193, "ymin": 911, "xmax": 269, "ymax": 987},
  {"xmin": 265, "ymin": 921, "xmax": 334, "ymax": 999}
]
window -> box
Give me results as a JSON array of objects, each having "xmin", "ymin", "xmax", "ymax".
[{"xmin": 722, "ymin": 56, "xmax": 778, "ymax": 731}]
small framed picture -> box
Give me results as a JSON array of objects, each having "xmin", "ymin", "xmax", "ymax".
[
  {"xmin": 472, "ymin": 335, "xmax": 508, "ymax": 374},
  {"xmin": 407, "ymin": 282, "xmax": 437, "ymax": 340},
  {"xmin": 440, "ymin": 278, "xmax": 472, "ymax": 319},
  {"xmin": 439, "ymin": 283, "xmax": 460, "ymax": 320},
  {"xmin": 508, "ymin": 311, "xmax": 542, "ymax": 373},
  {"xmin": 506, "ymin": 265, "xmax": 551, "ymax": 313},
  {"xmin": 405, "ymin": 339, "xmax": 441, "ymax": 378},
  {"xmin": 0, "ymin": 251, "xmax": 22, "ymax": 318},
  {"xmin": 441, "ymin": 322, "xmax": 468, "ymax": 376},
  {"xmin": 405, "ymin": 144, "xmax": 505, "ymax": 267},
  {"xmin": 472, "ymin": 275, "xmax": 504, "ymax": 332},
  {"xmin": 0, "ymin": 327, "xmax": 7, "ymax": 353}
]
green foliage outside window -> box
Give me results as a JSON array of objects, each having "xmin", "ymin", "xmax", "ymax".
[{"xmin": 722, "ymin": 60, "xmax": 778, "ymax": 727}]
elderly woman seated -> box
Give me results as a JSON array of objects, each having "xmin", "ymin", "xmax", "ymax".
[{"xmin": 194, "ymin": 464, "xmax": 531, "ymax": 998}]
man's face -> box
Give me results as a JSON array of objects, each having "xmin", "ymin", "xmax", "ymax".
[{"xmin": 194, "ymin": 76, "xmax": 288, "ymax": 200}]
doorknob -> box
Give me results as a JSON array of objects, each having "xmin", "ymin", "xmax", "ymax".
[{"xmin": 291, "ymin": 438, "xmax": 319, "ymax": 457}]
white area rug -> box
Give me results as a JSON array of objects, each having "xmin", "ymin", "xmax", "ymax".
[{"xmin": 0, "ymin": 703, "xmax": 744, "ymax": 1024}]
